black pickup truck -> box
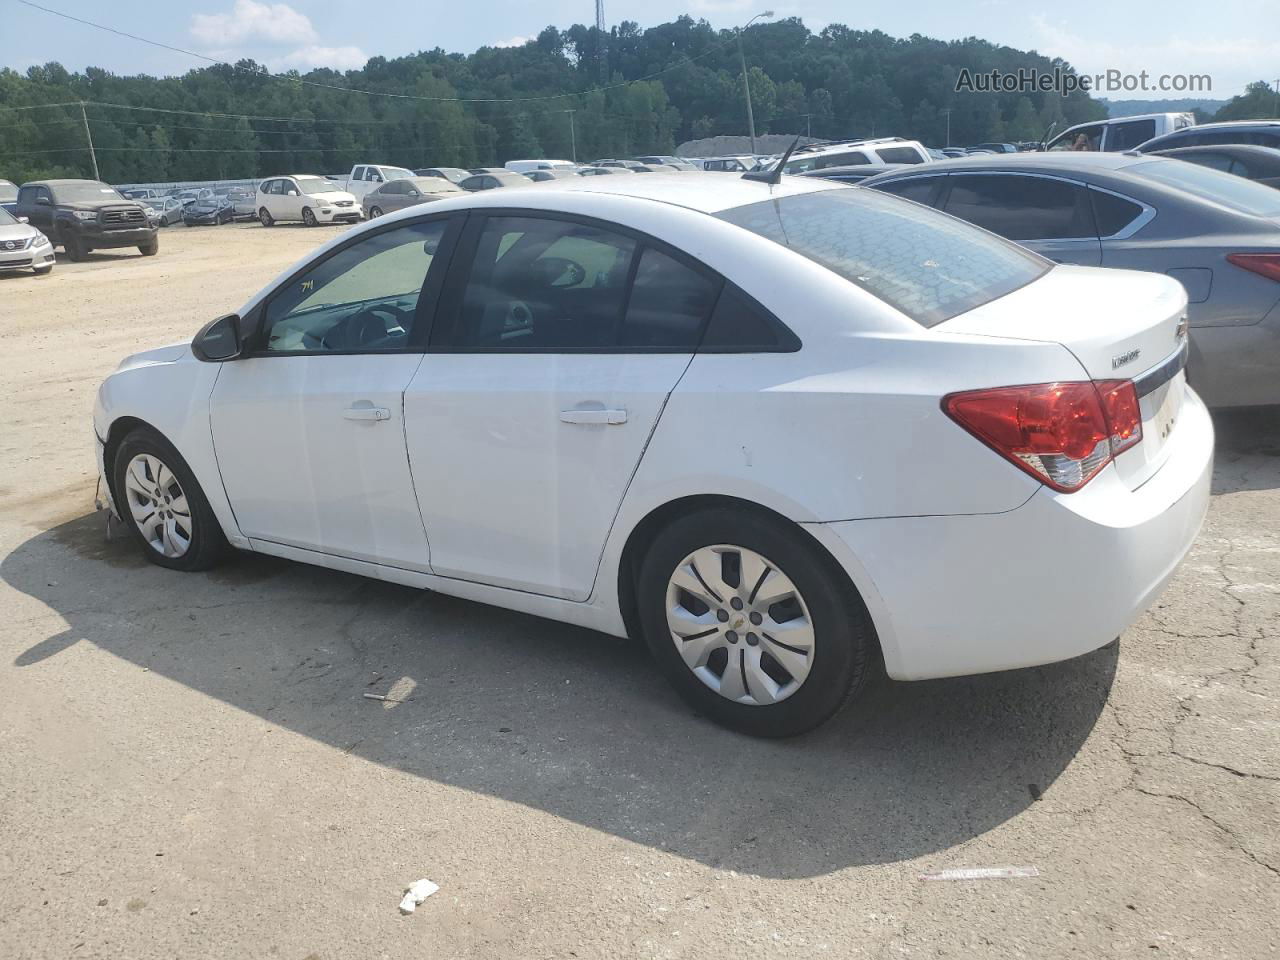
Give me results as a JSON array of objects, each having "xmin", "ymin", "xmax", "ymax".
[{"xmin": 13, "ymin": 179, "xmax": 158, "ymax": 261}]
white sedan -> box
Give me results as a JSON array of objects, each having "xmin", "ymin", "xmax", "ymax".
[{"xmin": 93, "ymin": 173, "xmax": 1213, "ymax": 736}]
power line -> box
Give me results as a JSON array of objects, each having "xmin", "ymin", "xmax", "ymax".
[{"xmin": 14, "ymin": 0, "xmax": 742, "ymax": 105}]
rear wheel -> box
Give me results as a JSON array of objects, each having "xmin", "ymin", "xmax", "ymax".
[
  {"xmin": 112, "ymin": 428, "xmax": 227, "ymax": 571},
  {"xmin": 259, "ymin": 208, "xmax": 274, "ymax": 227},
  {"xmin": 302, "ymin": 207, "xmax": 318, "ymax": 227},
  {"xmin": 637, "ymin": 507, "xmax": 875, "ymax": 737}
]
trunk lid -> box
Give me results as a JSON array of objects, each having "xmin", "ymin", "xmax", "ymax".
[{"xmin": 941, "ymin": 265, "xmax": 1190, "ymax": 489}]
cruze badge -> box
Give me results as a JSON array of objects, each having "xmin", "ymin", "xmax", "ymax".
[{"xmin": 1112, "ymin": 348, "xmax": 1141, "ymax": 370}]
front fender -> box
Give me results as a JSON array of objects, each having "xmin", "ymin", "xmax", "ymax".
[{"xmin": 95, "ymin": 358, "xmax": 248, "ymax": 548}]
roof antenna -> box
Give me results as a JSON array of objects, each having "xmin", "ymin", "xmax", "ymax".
[{"xmin": 742, "ymin": 135, "xmax": 802, "ymax": 185}]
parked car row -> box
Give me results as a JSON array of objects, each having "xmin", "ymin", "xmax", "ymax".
[{"xmin": 2, "ymin": 178, "xmax": 159, "ymax": 274}]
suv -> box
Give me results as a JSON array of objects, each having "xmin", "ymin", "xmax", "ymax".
[
  {"xmin": 782, "ymin": 138, "xmax": 931, "ymax": 174},
  {"xmin": 14, "ymin": 179, "xmax": 158, "ymax": 261}
]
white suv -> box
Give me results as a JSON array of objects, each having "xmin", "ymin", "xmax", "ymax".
[
  {"xmin": 257, "ymin": 175, "xmax": 362, "ymax": 227},
  {"xmin": 783, "ymin": 138, "xmax": 931, "ymax": 174}
]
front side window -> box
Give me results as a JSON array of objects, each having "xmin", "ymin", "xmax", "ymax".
[
  {"xmin": 261, "ymin": 220, "xmax": 448, "ymax": 353},
  {"xmin": 719, "ymin": 189, "xmax": 1048, "ymax": 328},
  {"xmin": 1049, "ymin": 124, "xmax": 1103, "ymax": 151},
  {"xmin": 943, "ymin": 175, "xmax": 1094, "ymax": 241}
]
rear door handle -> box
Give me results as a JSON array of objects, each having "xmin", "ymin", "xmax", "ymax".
[
  {"xmin": 343, "ymin": 404, "xmax": 390, "ymax": 422},
  {"xmin": 560, "ymin": 408, "xmax": 627, "ymax": 425}
]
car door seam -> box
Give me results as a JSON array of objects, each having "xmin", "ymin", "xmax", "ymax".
[
  {"xmin": 400, "ymin": 351, "xmax": 434, "ymax": 568},
  {"xmin": 582, "ymin": 352, "xmax": 699, "ymax": 603}
]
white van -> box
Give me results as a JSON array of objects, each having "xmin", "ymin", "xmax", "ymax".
[
  {"xmin": 1045, "ymin": 113, "xmax": 1195, "ymax": 152},
  {"xmin": 504, "ymin": 159, "xmax": 576, "ymax": 173},
  {"xmin": 782, "ymin": 138, "xmax": 931, "ymax": 174},
  {"xmin": 256, "ymin": 174, "xmax": 361, "ymax": 227}
]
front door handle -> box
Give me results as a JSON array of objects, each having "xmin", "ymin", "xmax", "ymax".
[
  {"xmin": 343, "ymin": 404, "xmax": 390, "ymax": 422},
  {"xmin": 560, "ymin": 408, "xmax": 627, "ymax": 425}
]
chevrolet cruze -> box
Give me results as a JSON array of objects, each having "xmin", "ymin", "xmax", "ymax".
[{"xmin": 93, "ymin": 173, "xmax": 1213, "ymax": 736}]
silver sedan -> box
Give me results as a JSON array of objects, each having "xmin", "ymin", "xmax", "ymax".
[
  {"xmin": 362, "ymin": 177, "xmax": 466, "ymax": 218},
  {"xmin": 863, "ymin": 153, "xmax": 1280, "ymax": 408}
]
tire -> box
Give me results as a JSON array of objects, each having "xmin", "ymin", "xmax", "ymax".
[
  {"xmin": 368, "ymin": 206, "xmax": 383, "ymax": 219},
  {"xmin": 637, "ymin": 507, "xmax": 875, "ymax": 737},
  {"xmin": 34, "ymin": 264, "xmax": 53, "ymax": 275},
  {"xmin": 259, "ymin": 208, "xmax": 274, "ymax": 227},
  {"xmin": 63, "ymin": 234, "xmax": 87, "ymax": 261},
  {"xmin": 111, "ymin": 427, "xmax": 228, "ymax": 572},
  {"xmin": 139, "ymin": 237, "xmax": 159, "ymax": 256},
  {"xmin": 302, "ymin": 207, "xmax": 318, "ymax": 227}
]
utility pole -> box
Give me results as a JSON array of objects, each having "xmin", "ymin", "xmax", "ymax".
[
  {"xmin": 736, "ymin": 11, "xmax": 773, "ymax": 156},
  {"xmin": 79, "ymin": 102, "xmax": 100, "ymax": 180},
  {"xmin": 943, "ymin": 108, "xmax": 952, "ymax": 147},
  {"xmin": 564, "ymin": 109, "xmax": 577, "ymax": 163},
  {"xmin": 1274, "ymin": 79, "xmax": 1279, "ymax": 118}
]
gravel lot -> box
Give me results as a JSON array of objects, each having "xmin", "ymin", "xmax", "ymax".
[{"xmin": 1, "ymin": 224, "xmax": 1277, "ymax": 959}]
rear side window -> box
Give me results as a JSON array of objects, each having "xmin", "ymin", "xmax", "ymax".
[
  {"xmin": 943, "ymin": 175, "xmax": 1094, "ymax": 240},
  {"xmin": 621, "ymin": 248, "xmax": 720, "ymax": 348},
  {"xmin": 700, "ymin": 286, "xmax": 800, "ymax": 352},
  {"xmin": 872, "ymin": 176, "xmax": 943, "ymax": 205},
  {"xmin": 1090, "ymin": 190, "xmax": 1145, "ymax": 237},
  {"xmin": 816, "ymin": 151, "xmax": 870, "ymax": 168},
  {"xmin": 718, "ymin": 189, "xmax": 1048, "ymax": 327},
  {"xmin": 1108, "ymin": 119, "xmax": 1156, "ymax": 151},
  {"xmin": 875, "ymin": 146, "xmax": 924, "ymax": 164}
]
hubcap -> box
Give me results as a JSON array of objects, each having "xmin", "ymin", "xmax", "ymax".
[
  {"xmin": 665, "ymin": 544, "xmax": 815, "ymax": 706},
  {"xmin": 122, "ymin": 454, "xmax": 192, "ymax": 558}
]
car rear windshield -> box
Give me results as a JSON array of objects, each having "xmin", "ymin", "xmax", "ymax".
[
  {"xmin": 1126, "ymin": 159, "xmax": 1280, "ymax": 217},
  {"xmin": 718, "ymin": 188, "xmax": 1050, "ymax": 327}
]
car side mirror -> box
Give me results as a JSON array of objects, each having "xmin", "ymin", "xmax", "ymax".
[
  {"xmin": 191, "ymin": 314, "xmax": 243, "ymax": 362},
  {"xmin": 287, "ymin": 189, "xmax": 299, "ymax": 196},
  {"xmin": 423, "ymin": 237, "xmax": 440, "ymax": 255},
  {"xmin": 408, "ymin": 189, "xmax": 420, "ymax": 197},
  {"xmin": 36, "ymin": 196, "xmax": 50, "ymax": 205},
  {"xmin": 17, "ymin": 216, "xmax": 29, "ymax": 223}
]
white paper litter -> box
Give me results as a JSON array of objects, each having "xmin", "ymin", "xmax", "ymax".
[
  {"xmin": 919, "ymin": 866, "xmax": 1039, "ymax": 881},
  {"xmin": 399, "ymin": 878, "xmax": 439, "ymax": 914}
]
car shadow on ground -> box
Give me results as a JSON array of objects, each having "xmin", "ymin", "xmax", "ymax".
[
  {"xmin": 5, "ymin": 410, "xmax": 1276, "ymax": 879},
  {"xmin": 5, "ymin": 509, "xmax": 1119, "ymax": 880}
]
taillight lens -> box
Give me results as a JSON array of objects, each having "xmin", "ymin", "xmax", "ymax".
[
  {"xmin": 943, "ymin": 380, "xmax": 1142, "ymax": 492},
  {"xmin": 1227, "ymin": 253, "xmax": 1280, "ymax": 283}
]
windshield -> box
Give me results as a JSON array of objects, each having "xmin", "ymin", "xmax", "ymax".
[
  {"xmin": 1128, "ymin": 158, "xmax": 1280, "ymax": 217},
  {"xmin": 0, "ymin": 181, "xmax": 15, "ymax": 202},
  {"xmin": 718, "ymin": 188, "xmax": 1050, "ymax": 327},
  {"xmin": 296, "ymin": 177, "xmax": 343, "ymax": 195},
  {"xmin": 55, "ymin": 182, "xmax": 127, "ymax": 203},
  {"xmin": 413, "ymin": 178, "xmax": 459, "ymax": 193},
  {"xmin": 382, "ymin": 167, "xmax": 414, "ymax": 181},
  {"xmin": 0, "ymin": 207, "xmax": 18, "ymax": 226}
]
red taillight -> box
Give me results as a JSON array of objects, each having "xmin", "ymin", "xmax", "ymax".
[
  {"xmin": 943, "ymin": 380, "xmax": 1143, "ymax": 493},
  {"xmin": 1227, "ymin": 253, "xmax": 1280, "ymax": 283}
]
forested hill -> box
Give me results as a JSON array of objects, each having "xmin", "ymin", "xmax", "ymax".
[{"xmin": 0, "ymin": 16, "xmax": 1112, "ymax": 183}]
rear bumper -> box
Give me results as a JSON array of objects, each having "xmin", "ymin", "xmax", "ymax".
[
  {"xmin": 814, "ymin": 387, "xmax": 1214, "ymax": 681},
  {"xmin": 1188, "ymin": 317, "xmax": 1280, "ymax": 408}
]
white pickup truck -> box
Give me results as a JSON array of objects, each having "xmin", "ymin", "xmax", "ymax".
[{"xmin": 342, "ymin": 164, "xmax": 416, "ymax": 200}]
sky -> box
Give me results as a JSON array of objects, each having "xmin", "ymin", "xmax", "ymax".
[{"xmin": 3, "ymin": 0, "xmax": 1278, "ymax": 101}]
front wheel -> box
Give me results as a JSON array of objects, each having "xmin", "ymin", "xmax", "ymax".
[
  {"xmin": 637, "ymin": 507, "xmax": 875, "ymax": 737},
  {"xmin": 302, "ymin": 207, "xmax": 318, "ymax": 227},
  {"xmin": 368, "ymin": 206, "xmax": 383, "ymax": 218},
  {"xmin": 259, "ymin": 208, "xmax": 274, "ymax": 227},
  {"xmin": 139, "ymin": 237, "xmax": 159, "ymax": 256},
  {"xmin": 34, "ymin": 264, "xmax": 53, "ymax": 275},
  {"xmin": 112, "ymin": 428, "xmax": 227, "ymax": 571},
  {"xmin": 63, "ymin": 235, "xmax": 87, "ymax": 261}
]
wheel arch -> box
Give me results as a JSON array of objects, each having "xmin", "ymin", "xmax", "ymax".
[{"xmin": 614, "ymin": 493, "xmax": 884, "ymax": 666}]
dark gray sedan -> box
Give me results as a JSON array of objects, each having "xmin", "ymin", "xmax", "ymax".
[
  {"xmin": 362, "ymin": 176, "xmax": 465, "ymax": 217},
  {"xmin": 1146, "ymin": 145, "xmax": 1280, "ymax": 190},
  {"xmin": 861, "ymin": 153, "xmax": 1280, "ymax": 408}
]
